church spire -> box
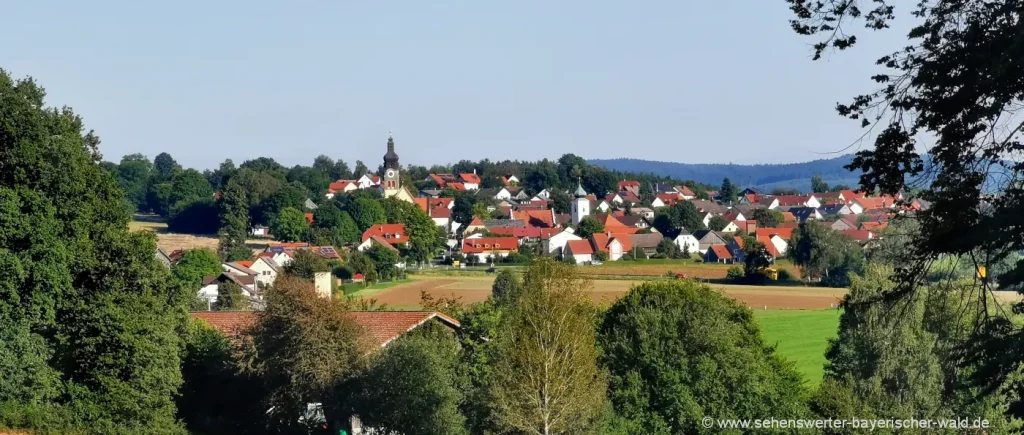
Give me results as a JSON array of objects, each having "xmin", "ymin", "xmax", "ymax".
[{"xmin": 383, "ymin": 134, "xmax": 399, "ymax": 169}]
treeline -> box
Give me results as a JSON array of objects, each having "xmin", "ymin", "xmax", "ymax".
[{"xmin": 590, "ymin": 155, "xmax": 859, "ymax": 190}]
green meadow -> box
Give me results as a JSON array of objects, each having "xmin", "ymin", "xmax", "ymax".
[{"xmin": 754, "ymin": 309, "xmax": 842, "ymax": 386}]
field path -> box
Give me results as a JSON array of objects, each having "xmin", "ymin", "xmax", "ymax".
[{"xmin": 369, "ymin": 275, "xmax": 846, "ymax": 309}]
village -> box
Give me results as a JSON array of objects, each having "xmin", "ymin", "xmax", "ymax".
[{"xmin": 164, "ymin": 136, "xmax": 927, "ymax": 309}]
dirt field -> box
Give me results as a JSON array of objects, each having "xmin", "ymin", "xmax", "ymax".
[
  {"xmin": 585, "ymin": 261, "xmax": 802, "ymax": 279},
  {"xmin": 364, "ymin": 275, "xmax": 847, "ymax": 309},
  {"xmin": 129, "ymin": 215, "xmax": 273, "ymax": 254}
]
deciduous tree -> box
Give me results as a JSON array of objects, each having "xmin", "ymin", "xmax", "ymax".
[
  {"xmin": 270, "ymin": 207, "xmax": 308, "ymax": 242},
  {"xmin": 575, "ymin": 216, "xmax": 604, "ymax": 239}
]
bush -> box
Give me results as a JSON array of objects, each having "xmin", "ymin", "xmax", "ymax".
[
  {"xmin": 777, "ymin": 269, "xmax": 793, "ymax": 281},
  {"xmin": 594, "ymin": 251, "xmax": 609, "ymax": 262},
  {"xmin": 726, "ymin": 266, "xmax": 745, "ymax": 281},
  {"xmin": 562, "ymin": 255, "xmax": 577, "ymax": 265}
]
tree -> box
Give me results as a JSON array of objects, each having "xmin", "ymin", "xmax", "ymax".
[
  {"xmin": 655, "ymin": 238, "xmax": 677, "ymax": 258},
  {"xmin": 598, "ymin": 280, "xmax": 809, "ymax": 434},
  {"xmin": 354, "ymin": 325, "xmax": 468, "ymax": 435},
  {"xmin": 353, "ymin": 160, "xmax": 369, "ymax": 178},
  {"xmin": 788, "ymin": 221, "xmax": 865, "ymax": 287},
  {"xmin": 707, "ymin": 215, "xmax": 729, "ymax": 232},
  {"xmin": 270, "ymin": 207, "xmax": 308, "ymax": 242},
  {"xmin": 365, "ymin": 244, "xmax": 400, "ymax": 281},
  {"xmin": 0, "ymin": 70, "xmax": 186, "ymax": 432},
  {"xmin": 348, "ymin": 197, "xmax": 387, "ymax": 232},
  {"xmin": 284, "ymin": 249, "xmax": 331, "ymax": 280},
  {"xmin": 205, "ymin": 159, "xmax": 237, "ymax": 190},
  {"xmin": 652, "ymin": 201, "xmax": 705, "ymax": 234},
  {"xmin": 116, "ymin": 153, "xmax": 154, "ymax": 210},
  {"xmin": 153, "ymin": 152, "xmax": 180, "ymax": 182},
  {"xmin": 287, "ymin": 165, "xmax": 331, "ymax": 198},
  {"xmin": 742, "ymin": 237, "xmax": 773, "ymax": 279},
  {"xmin": 332, "ymin": 160, "xmax": 352, "ymax": 180},
  {"xmin": 335, "ymin": 211, "xmax": 362, "ymax": 245},
  {"xmin": 247, "ymin": 275, "xmax": 368, "ymax": 428},
  {"xmin": 575, "ymin": 216, "xmax": 605, "ymax": 239},
  {"xmin": 810, "ymin": 174, "xmax": 830, "ymax": 193},
  {"xmin": 239, "ymin": 157, "xmax": 287, "ymax": 176},
  {"xmin": 491, "ymin": 269, "xmax": 523, "ymax": 303},
  {"xmin": 218, "ymin": 179, "xmax": 252, "ymax": 261},
  {"xmin": 169, "ymin": 168, "xmax": 214, "ymax": 208},
  {"xmin": 168, "ymin": 198, "xmax": 220, "ymax": 234},
  {"xmin": 172, "ymin": 248, "xmax": 222, "ymax": 289},
  {"xmin": 788, "ymin": 0, "xmax": 1024, "ymax": 412},
  {"xmin": 719, "ymin": 177, "xmax": 738, "ymax": 204},
  {"xmin": 489, "ymin": 258, "xmax": 607, "ymax": 434},
  {"xmin": 146, "ymin": 181, "xmax": 173, "ymax": 217},
  {"xmin": 214, "ymin": 282, "xmax": 250, "ymax": 311},
  {"xmin": 751, "ymin": 208, "xmax": 783, "ymax": 228},
  {"xmin": 380, "ymin": 198, "xmax": 444, "ymax": 262}
]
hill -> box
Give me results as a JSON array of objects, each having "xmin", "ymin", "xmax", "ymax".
[{"xmin": 589, "ymin": 155, "xmax": 861, "ymax": 193}]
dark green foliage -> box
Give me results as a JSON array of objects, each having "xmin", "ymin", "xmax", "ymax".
[
  {"xmin": 284, "ymin": 249, "xmax": 331, "ymax": 280},
  {"xmin": 575, "ymin": 215, "xmax": 605, "ymax": 239},
  {"xmin": 451, "ymin": 193, "xmax": 475, "ymax": 226},
  {"xmin": 719, "ymin": 177, "xmax": 738, "ymax": 203},
  {"xmin": 217, "ymin": 180, "xmax": 250, "ymax": 260},
  {"xmin": 239, "ymin": 157, "xmax": 287, "ymax": 176},
  {"xmin": 354, "ymin": 324, "xmax": 468, "ymax": 435},
  {"xmin": 598, "ymin": 280, "xmax": 809, "ymax": 434},
  {"xmin": 380, "ymin": 198, "xmax": 444, "ymax": 262},
  {"xmin": 287, "ymin": 165, "xmax": 331, "ymax": 198},
  {"xmin": 810, "ymin": 174, "xmax": 829, "ymax": 193},
  {"xmin": 726, "ymin": 266, "xmax": 744, "ymax": 281},
  {"xmin": 349, "ymin": 197, "xmax": 387, "ymax": 232},
  {"xmin": 177, "ymin": 318, "xmax": 267, "ymax": 434},
  {"xmin": 270, "ymin": 207, "xmax": 308, "ymax": 242},
  {"xmin": 168, "ymin": 199, "xmax": 220, "ymax": 234},
  {"xmin": 214, "ymin": 282, "xmax": 250, "ymax": 311},
  {"xmin": 353, "ymin": 160, "xmax": 369, "ymax": 178},
  {"xmin": 742, "ymin": 237, "xmax": 773, "ymax": 279},
  {"xmin": 116, "ymin": 153, "xmax": 154, "ymax": 210},
  {"xmin": 751, "ymin": 208, "xmax": 783, "ymax": 228},
  {"xmin": 365, "ymin": 244, "xmax": 400, "ymax": 280},
  {"xmin": 653, "ymin": 201, "xmax": 706, "ymax": 234},
  {"xmin": 0, "ymin": 69, "xmax": 190, "ymax": 433},
  {"xmin": 169, "ymin": 169, "xmax": 213, "ymax": 207},
  {"xmin": 550, "ymin": 189, "xmax": 571, "ymax": 214},
  {"xmin": 788, "ymin": 221, "xmax": 865, "ymax": 287},
  {"xmin": 171, "ymin": 249, "xmax": 222, "ymax": 289},
  {"xmin": 258, "ymin": 181, "xmax": 307, "ymax": 225},
  {"xmin": 153, "ymin": 152, "xmax": 179, "ymax": 182},
  {"xmin": 491, "ymin": 269, "xmax": 522, "ymax": 303},
  {"xmin": 204, "ymin": 159, "xmax": 236, "ymax": 191},
  {"xmin": 146, "ymin": 181, "xmax": 173, "ymax": 217},
  {"xmin": 707, "ymin": 214, "xmax": 728, "ymax": 232}
]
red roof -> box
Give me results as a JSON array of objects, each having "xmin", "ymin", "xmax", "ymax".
[
  {"xmin": 362, "ymin": 224, "xmax": 409, "ymax": 244},
  {"xmin": 449, "ymin": 182, "xmax": 467, "ymax": 191},
  {"xmin": 462, "ymin": 237, "xmax": 519, "ymax": 254},
  {"xmin": 617, "ymin": 180, "xmax": 640, "ymax": 189},
  {"xmin": 430, "ymin": 198, "xmax": 454, "ymax": 209},
  {"xmin": 756, "ymin": 227, "xmax": 794, "ymax": 240},
  {"xmin": 566, "ymin": 239, "xmax": 595, "ymax": 255},
  {"xmin": 430, "ymin": 207, "xmax": 451, "ymax": 219},
  {"xmin": 781, "ymin": 212, "xmax": 797, "ymax": 222},
  {"xmin": 328, "ymin": 180, "xmax": 357, "ymax": 192},
  {"xmin": 840, "ymin": 229, "xmax": 874, "ymax": 241},
  {"xmin": 656, "ymin": 193, "xmax": 681, "ymax": 205},
  {"xmin": 708, "ymin": 244, "xmax": 733, "ymax": 260},
  {"xmin": 676, "ymin": 185, "xmax": 696, "ymax": 197},
  {"xmin": 459, "ymin": 173, "xmax": 482, "ymax": 184},
  {"xmin": 854, "ymin": 196, "xmax": 896, "ymax": 211},
  {"xmin": 591, "ymin": 232, "xmax": 633, "ymax": 253},
  {"xmin": 521, "ymin": 210, "xmax": 555, "ymax": 228},
  {"xmin": 235, "ymin": 260, "xmax": 254, "ymax": 268},
  {"xmin": 191, "ymin": 311, "xmax": 460, "ymax": 348},
  {"xmin": 756, "ymin": 235, "xmax": 782, "ymax": 257},
  {"xmin": 304, "ymin": 213, "xmax": 314, "ymax": 225},
  {"xmin": 353, "ymin": 273, "xmax": 364, "ymax": 279},
  {"xmin": 490, "ymin": 227, "xmax": 542, "ymax": 238},
  {"xmin": 777, "ymin": 222, "xmax": 800, "ymax": 229},
  {"xmin": 467, "ymin": 217, "xmax": 485, "ymax": 227},
  {"xmin": 774, "ymin": 195, "xmax": 810, "ymax": 207},
  {"xmin": 414, "ymin": 197, "xmax": 429, "ymax": 213},
  {"xmin": 733, "ymin": 236, "xmax": 745, "ymax": 248},
  {"xmin": 592, "ymin": 214, "xmax": 640, "ymax": 234}
]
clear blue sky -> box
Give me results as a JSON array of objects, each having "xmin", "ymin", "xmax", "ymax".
[{"xmin": 2, "ymin": 1, "xmax": 901, "ymax": 170}]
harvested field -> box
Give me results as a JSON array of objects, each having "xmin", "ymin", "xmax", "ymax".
[
  {"xmin": 365, "ymin": 275, "xmax": 846, "ymax": 309},
  {"xmin": 129, "ymin": 215, "xmax": 273, "ymax": 254},
  {"xmin": 584, "ymin": 261, "xmax": 802, "ymax": 279}
]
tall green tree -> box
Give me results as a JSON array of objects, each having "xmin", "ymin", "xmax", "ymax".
[
  {"xmin": 788, "ymin": 221, "xmax": 864, "ymax": 287},
  {"xmin": 0, "ymin": 69, "xmax": 187, "ymax": 433},
  {"xmin": 810, "ymin": 174, "xmax": 830, "ymax": 193},
  {"xmin": 489, "ymin": 258, "xmax": 607, "ymax": 434},
  {"xmin": 116, "ymin": 153, "xmax": 154, "ymax": 210},
  {"xmin": 707, "ymin": 214, "xmax": 729, "ymax": 232},
  {"xmin": 364, "ymin": 244, "xmax": 400, "ymax": 281},
  {"xmin": 751, "ymin": 208, "xmax": 783, "ymax": 228},
  {"xmin": 652, "ymin": 201, "xmax": 705, "ymax": 234},
  {"xmin": 353, "ymin": 160, "xmax": 369, "ymax": 178},
  {"xmin": 217, "ymin": 180, "xmax": 252, "ymax": 261},
  {"xmin": 719, "ymin": 177, "xmax": 738, "ymax": 204},
  {"xmin": 381, "ymin": 198, "xmax": 443, "ymax": 262},
  {"xmin": 247, "ymin": 275, "xmax": 367, "ymax": 428},
  {"xmin": 348, "ymin": 197, "xmax": 387, "ymax": 232},
  {"xmin": 171, "ymin": 248, "xmax": 222, "ymax": 289},
  {"xmin": 169, "ymin": 168, "xmax": 214, "ymax": 208},
  {"xmin": 270, "ymin": 207, "xmax": 308, "ymax": 242},
  {"xmin": 354, "ymin": 325, "xmax": 468, "ymax": 434},
  {"xmin": 214, "ymin": 282, "xmax": 250, "ymax": 311},
  {"xmin": 153, "ymin": 152, "xmax": 180, "ymax": 182},
  {"xmin": 283, "ymin": 249, "xmax": 331, "ymax": 281},
  {"xmin": 491, "ymin": 269, "xmax": 523, "ymax": 303},
  {"xmin": 598, "ymin": 280, "xmax": 809, "ymax": 434}
]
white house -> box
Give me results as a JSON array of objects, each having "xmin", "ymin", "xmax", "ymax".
[
  {"xmin": 250, "ymin": 226, "xmax": 271, "ymax": 237},
  {"xmin": 250, "ymin": 256, "xmax": 282, "ymax": 289},
  {"xmin": 669, "ymin": 230, "xmax": 700, "ymax": 255},
  {"xmin": 720, "ymin": 221, "xmax": 741, "ymax": 233},
  {"xmin": 356, "ymin": 174, "xmax": 379, "ymax": 189},
  {"xmin": 542, "ymin": 228, "xmax": 581, "ymax": 256},
  {"xmin": 805, "ymin": 195, "xmax": 822, "ymax": 209},
  {"xmin": 631, "ymin": 207, "xmax": 656, "ymax": 219},
  {"xmin": 564, "ymin": 240, "xmax": 595, "ymax": 264},
  {"xmin": 505, "ymin": 175, "xmax": 520, "ymax": 185},
  {"xmin": 198, "ymin": 273, "xmax": 258, "ymax": 307},
  {"xmin": 766, "ymin": 234, "xmax": 789, "ymax": 256},
  {"xmin": 700, "ymin": 212, "xmax": 716, "ymax": 228},
  {"xmin": 650, "ymin": 197, "xmax": 666, "ymax": 208},
  {"xmin": 490, "ymin": 187, "xmax": 512, "ymax": 201},
  {"xmin": 533, "ymin": 189, "xmax": 553, "ymax": 200}
]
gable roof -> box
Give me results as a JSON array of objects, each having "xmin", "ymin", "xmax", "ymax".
[
  {"xmin": 755, "ymin": 227, "xmax": 795, "ymax": 240},
  {"xmin": 756, "ymin": 235, "xmax": 782, "ymax": 257},
  {"xmin": 708, "ymin": 244, "xmax": 733, "ymax": 260},
  {"xmin": 459, "ymin": 173, "xmax": 482, "ymax": 184},
  {"xmin": 628, "ymin": 233, "xmax": 664, "ymax": 249},
  {"xmin": 840, "ymin": 229, "xmax": 875, "ymax": 241},
  {"xmin": 362, "ymin": 224, "xmax": 409, "ymax": 244},
  {"xmin": 565, "ymin": 239, "xmax": 595, "ymax": 255},
  {"xmin": 591, "ymin": 232, "xmax": 633, "ymax": 253},
  {"xmin": 774, "ymin": 195, "xmax": 810, "ymax": 207},
  {"xmin": 462, "ymin": 237, "xmax": 519, "ymax": 254},
  {"xmin": 676, "ymin": 185, "xmax": 696, "ymax": 197},
  {"xmin": 191, "ymin": 311, "xmax": 460, "ymax": 348}
]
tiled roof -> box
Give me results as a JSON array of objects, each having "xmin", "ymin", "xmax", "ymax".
[
  {"xmin": 676, "ymin": 185, "xmax": 696, "ymax": 197},
  {"xmin": 467, "ymin": 217, "xmax": 485, "ymax": 227},
  {"xmin": 756, "ymin": 235, "xmax": 782, "ymax": 257},
  {"xmin": 366, "ymin": 235, "xmax": 400, "ymax": 252},
  {"xmin": 591, "ymin": 232, "xmax": 633, "ymax": 253},
  {"xmin": 362, "ymin": 224, "xmax": 409, "ymax": 244},
  {"xmin": 521, "ymin": 210, "xmax": 555, "ymax": 228},
  {"xmin": 430, "ymin": 206, "xmax": 451, "ymax": 219},
  {"xmin": 490, "ymin": 227, "xmax": 542, "ymax": 238},
  {"xmin": 414, "ymin": 197, "xmax": 429, "ymax": 213},
  {"xmin": 774, "ymin": 195, "xmax": 810, "ymax": 207},
  {"xmin": 709, "ymin": 244, "xmax": 733, "ymax": 259},
  {"xmin": 840, "ymin": 229, "xmax": 874, "ymax": 241},
  {"xmin": 628, "ymin": 233, "xmax": 664, "ymax": 249},
  {"xmin": 191, "ymin": 311, "xmax": 460, "ymax": 348},
  {"xmin": 462, "ymin": 237, "xmax": 519, "ymax": 254},
  {"xmin": 566, "ymin": 239, "xmax": 595, "ymax": 255},
  {"xmin": 756, "ymin": 227, "xmax": 795, "ymax": 240},
  {"xmin": 459, "ymin": 173, "xmax": 482, "ymax": 184}
]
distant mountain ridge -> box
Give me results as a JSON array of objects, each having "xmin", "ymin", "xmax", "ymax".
[{"xmin": 589, "ymin": 155, "xmax": 861, "ymax": 194}]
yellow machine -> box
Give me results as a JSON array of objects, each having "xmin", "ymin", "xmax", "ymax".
[{"xmin": 764, "ymin": 267, "xmax": 779, "ymax": 281}]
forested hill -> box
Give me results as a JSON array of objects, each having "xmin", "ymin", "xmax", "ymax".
[{"xmin": 589, "ymin": 155, "xmax": 861, "ymax": 193}]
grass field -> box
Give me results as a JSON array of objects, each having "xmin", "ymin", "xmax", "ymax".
[{"xmin": 754, "ymin": 309, "xmax": 840, "ymax": 386}]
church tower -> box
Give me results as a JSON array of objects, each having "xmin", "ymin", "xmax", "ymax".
[
  {"xmin": 382, "ymin": 135, "xmax": 400, "ymax": 190},
  {"xmin": 571, "ymin": 178, "xmax": 590, "ymax": 225}
]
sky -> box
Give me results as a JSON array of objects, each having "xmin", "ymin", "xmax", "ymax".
[{"xmin": 2, "ymin": 1, "xmax": 906, "ymax": 170}]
